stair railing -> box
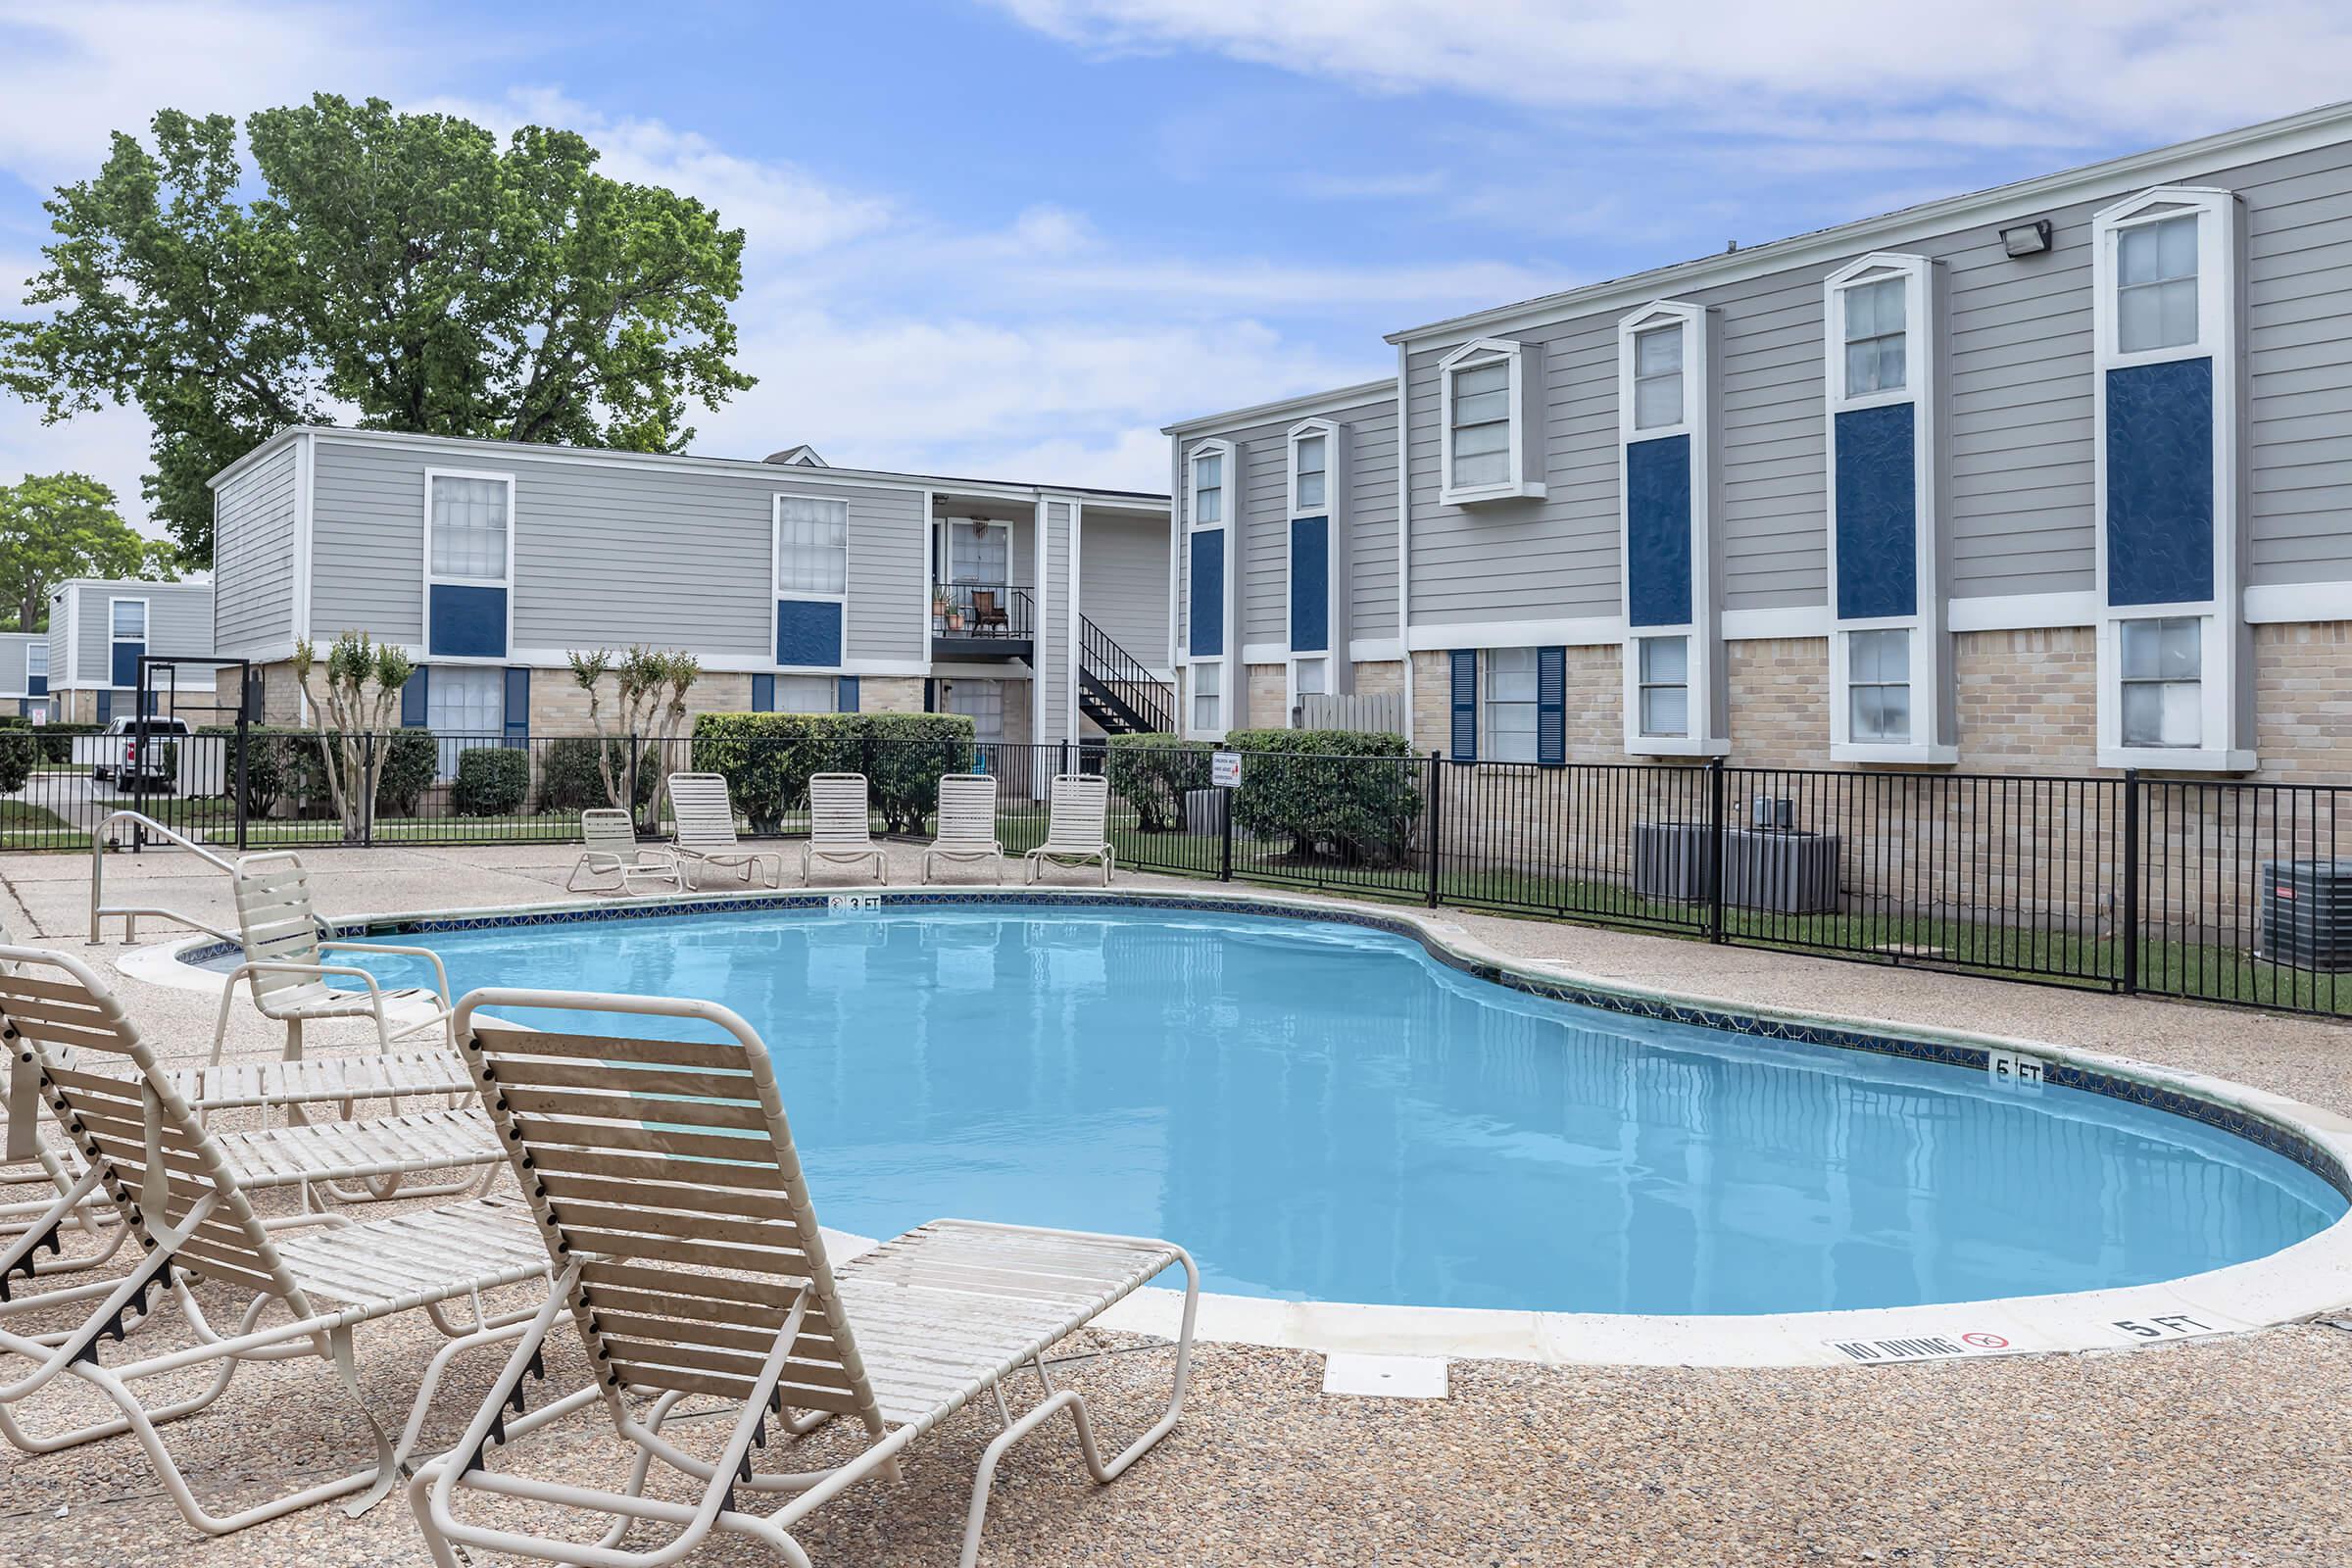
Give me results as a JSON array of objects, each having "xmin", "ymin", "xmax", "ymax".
[{"xmin": 1078, "ymin": 616, "xmax": 1175, "ymax": 734}]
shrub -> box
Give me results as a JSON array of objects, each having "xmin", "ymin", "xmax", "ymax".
[
  {"xmin": 539, "ymin": 736, "xmax": 659, "ymax": 813},
  {"xmin": 1103, "ymin": 733, "xmax": 1212, "ymax": 832},
  {"xmin": 1224, "ymin": 727, "xmax": 1422, "ymax": 866},
  {"xmin": 689, "ymin": 711, "xmax": 976, "ymax": 835},
  {"xmin": 377, "ymin": 729, "xmax": 439, "ymax": 816},
  {"xmin": 0, "ymin": 730, "xmax": 33, "ymax": 794},
  {"xmin": 34, "ymin": 722, "xmax": 100, "ymax": 764},
  {"xmin": 452, "ymin": 746, "xmax": 530, "ymax": 816},
  {"xmin": 198, "ymin": 726, "xmax": 430, "ymax": 819}
]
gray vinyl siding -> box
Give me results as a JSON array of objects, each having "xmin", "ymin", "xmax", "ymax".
[
  {"xmin": 1036, "ymin": 502, "xmax": 1073, "ymax": 744},
  {"xmin": 0, "ymin": 635, "xmax": 30, "ymax": 695},
  {"xmin": 307, "ymin": 438, "xmax": 927, "ymax": 664},
  {"xmin": 1402, "ymin": 133, "xmax": 2352, "ymax": 624},
  {"xmin": 212, "ymin": 439, "xmax": 298, "ymax": 656},
  {"xmin": 57, "ymin": 581, "xmax": 214, "ymax": 687},
  {"xmin": 1079, "ymin": 510, "xmax": 1171, "ymax": 668},
  {"xmin": 1236, "ymin": 422, "xmax": 1290, "ymax": 644},
  {"xmin": 1347, "ymin": 398, "xmax": 1401, "ymax": 640}
]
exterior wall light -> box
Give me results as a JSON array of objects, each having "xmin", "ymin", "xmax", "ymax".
[{"xmin": 2000, "ymin": 219, "xmax": 2053, "ymax": 257}]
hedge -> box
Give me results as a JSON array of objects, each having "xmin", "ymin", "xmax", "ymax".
[
  {"xmin": 1102, "ymin": 733, "xmax": 1211, "ymax": 832},
  {"xmin": 1223, "ymin": 727, "xmax": 1422, "ymax": 866},
  {"xmin": 31, "ymin": 722, "xmax": 101, "ymax": 764},
  {"xmin": 0, "ymin": 730, "xmax": 33, "ymax": 794},
  {"xmin": 198, "ymin": 727, "xmax": 436, "ymax": 818},
  {"xmin": 453, "ymin": 747, "xmax": 530, "ymax": 816},
  {"xmin": 540, "ymin": 736, "xmax": 659, "ymax": 813},
  {"xmin": 689, "ymin": 711, "xmax": 977, "ymax": 834}
]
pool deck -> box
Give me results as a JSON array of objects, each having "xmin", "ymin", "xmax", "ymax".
[{"xmin": 6, "ymin": 841, "xmax": 2352, "ymax": 1565}]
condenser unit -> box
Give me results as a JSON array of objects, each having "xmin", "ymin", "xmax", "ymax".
[{"xmin": 2261, "ymin": 858, "xmax": 2352, "ymax": 972}]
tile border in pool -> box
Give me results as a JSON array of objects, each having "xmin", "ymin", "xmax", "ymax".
[{"xmin": 134, "ymin": 882, "xmax": 2352, "ymax": 1369}]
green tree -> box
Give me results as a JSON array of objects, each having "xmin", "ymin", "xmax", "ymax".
[
  {"xmin": 0, "ymin": 472, "xmax": 176, "ymax": 631},
  {"xmin": 1, "ymin": 94, "xmax": 755, "ymax": 565}
]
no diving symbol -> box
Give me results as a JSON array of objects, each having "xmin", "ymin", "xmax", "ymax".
[{"xmin": 1959, "ymin": 1332, "xmax": 2009, "ymax": 1349}]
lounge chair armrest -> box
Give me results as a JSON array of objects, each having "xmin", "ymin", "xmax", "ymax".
[{"xmin": 320, "ymin": 940, "xmax": 454, "ymax": 1004}]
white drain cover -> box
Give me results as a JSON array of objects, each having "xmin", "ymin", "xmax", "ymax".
[{"xmin": 1321, "ymin": 1352, "xmax": 1448, "ymax": 1398}]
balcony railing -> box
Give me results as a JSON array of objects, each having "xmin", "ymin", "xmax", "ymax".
[{"xmin": 931, "ymin": 583, "xmax": 1034, "ymax": 641}]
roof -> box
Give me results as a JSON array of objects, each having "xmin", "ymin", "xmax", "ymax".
[
  {"xmin": 1161, "ymin": 376, "xmax": 1399, "ymax": 438},
  {"xmin": 208, "ymin": 426, "xmax": 1170, "ymax": 510},
  {"xmin": 1386, "ymin": 97, "xmax": 2352, "ymax": 347}
]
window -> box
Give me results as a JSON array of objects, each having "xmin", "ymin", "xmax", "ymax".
[
  {"xmin": 428, "ymin": 474, "xmax": 510, "ymax": 581},
  {"xmin": 424, "ymin": 663, "xmax": 504, "ymax": 779},
  {"xmin": 1191, "ymin": 451, "xmax": 1223, "ymax": 525},
  {"xmin": 111, "ymin": 600, "xmax": 146, "ymax": 641},
  {"xmin": 1633, "ymin": 326, "xmax": 1684, "ymax": 430},
  {"xmin": 1847, "ymin": 628, "xmax": 1912, "ymax": 743},
  {"xmin": 1484, "ymin": 647, "xmax": 1540, "ymax": 762},
  {"xmin": 2117, "ymin": 215, "xmax": 2198, "ymax": 354},
  {"xmin": 2120, "ymin": 616, "xmax": 2201, "ymax": 748},
  {"xmin": 1449, "ymin": 361, "xmax": 1511, "ymax": 488},
  {"xmin": 1294, "ymin": 658, "xmax": 1327, "ymax": 698},
  {"xmin": 947, "ymin": 519, "xmax": 1007, "ymax": 584},
  {"xmin": 942, "ymin": 677, "xmax": 1004, "ymax": 743},
  {"xmin": 1190, "ymin": 661, "xmax": 1222, "ymax": 733},
  {"xmin": 25, "ymin": 642, "xmax": 46, "ymax": 677},
  {"xmin": 1637, "ymin": 637, "xmax": 1689, "ymax": 738},
  {"xmin": 775, "ymin": 674, "xmax": 834, "ymax": 713},
  {"xmin": 776, "ymin": 496, "xmax": 848, "ymax": 595},
  {"xmin": 1842, "ymin": 276, "xmax": 1907, "ymax": 395},
  {"xmin": 1293, "ymin": 432, "xmax": 1327, "ymax": 512}
]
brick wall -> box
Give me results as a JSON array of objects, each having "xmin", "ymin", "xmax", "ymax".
[{"xmin": 1243, "ymin": 663, "xmax": 1286, "ymax": 731}]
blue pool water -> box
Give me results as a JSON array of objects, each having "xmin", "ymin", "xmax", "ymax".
[{"xmin": 338, "ymin": 905, "xmax": 2343, "ymax": 1315}]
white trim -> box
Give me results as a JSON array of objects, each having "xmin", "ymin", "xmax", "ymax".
[
  {"xmin": 1720, "ymin": 605, "xmax": 1831, "ymax": 640},
  {"xmin": 293, "ymin": 429, "xmax": 316, "ymax": 643},
  {"xmin": 1066, "ymin": 502, "xmax": 1083, "ymax": 744},
  {"xmin": 419, "ymin": 466, "xmax": 517, "ymax": 666},
  {"xmin": 1407, "ymin": 615, "xmax": 1623, "ymax": 652},
  {"xmin": 105, "ymin": 594, "xmax": 150, "ymax": 690},
  {"xmin": 1160, "ymin": 376, "xmax": 1397, "ymax": 437},
  {"xmin": 769, "ymin": 491, "xmax": 854, "ymax": 672},
  {"xmin": 2244, "ymin": 580, "xmax": 2352, "ymax": 623},
  {"xmin": 1180, "ymin": 440, "xmax": 1237, "ymax": 738},
  {"xmin": 1437, "ymin": 337, "xmax": 1544, "ymax": 506},
  {"xmin": 1285, "ymin": 417, "xmax": 1349, "ymax": 699},
  {"xmin": 1242, "ymin": 641, "xmax": 1287, "ymax": 664},
  {"xmin": 504, "ymin": 647, "xmax": 930, "ymax": 678},
  {"xmin": 2090, "ymin": 186, "xmax": 2250, "ymax": 772},
  {"xmin": 1033, "ymin": 499, "xmax": 1050, "ymax": 746},
  {"xmin": 1616, "ymin": 300, "xmax": 1726, "ymax": 758},
  {"xmin": 1349, "ymin": 636, "xmax": 1405, "ymax": 662},
  {"xmin": 1395, "ymin": 343, "xmax": 1414, "ymax": 745},
  {"xmin": 1286, "ymin": 417, "xmax": 1337, "ymax": 520},
  {"xmin": 63, "ymin": 590, "xmax": 79, "ymax": 688},
  {"xmin": 1947, "ymin": 591, "xmax": 2100, "ymax": 632},
  {"xmin": 1165, "ymin": 437, "xmax": 1182, "ymax": 673},
  {"xmin": 1386, "ymin": 99, "xmax": 2352, "ymax": 350},
  {"xmin": 1823, "ymin": 253, "xmax": 1949, "ymax": 762}
]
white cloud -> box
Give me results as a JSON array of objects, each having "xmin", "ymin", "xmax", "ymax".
[{"xmin": 989, "ymin": 0, "xmax": 2352, "ymax": 148}]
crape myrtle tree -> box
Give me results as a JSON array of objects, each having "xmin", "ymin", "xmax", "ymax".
[
  {"xmin": 294, "ymin": 632, "xmax": 416, "ymax": 843},
  {"xmin": 0, "ymin": 93, "xmax": 755, "ymax": 565},
  {"xmin": 566, "ymin": 646, "xmax": 701, "ymax": 822}
]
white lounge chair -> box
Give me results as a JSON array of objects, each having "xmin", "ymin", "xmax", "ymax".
[
  {"xmin": 1024, "ymin": 772, "xmax": 1117, "ymax": 887},
  {"xmin": 566, "ymin": 808, "xmax": 684, "ymax": 897},
  {"xmin": 802, "ymin": 770, "xmax": 888, "ymax": 884},
  {"xmin": 0, "ymin": 947, "xmax": 540, "ymax": 1535},
  {"xmin": 211, "ymin": 851, "xmax": 457, "ymax": 1062},
  {"xmin": 413, "ymin": 988, "xmax": 1196, "ymax": 1568},
  {"xmin": 664, "ymin": 772, "xmax": 786, "ymax": 890},
  {"xmin": 923, "ymin": 772, "xmax": 1005, "ymax": 884}
]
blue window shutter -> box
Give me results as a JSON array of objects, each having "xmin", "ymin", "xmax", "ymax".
[
  {"xmin": 1448, "ymin": 650, "xmax": 1478, "ymax": 762},
  {"xmin": 835, "ymin": 676, "xmax": 859, "ymax": 712},
  {"xmin": 751, "ymin": 673, "xmax": 774, "ymax": 712},
  {"xmin": 401, "ymin": 666, "xmax": 429, "ymax": 727},
  {"xmin": 503, "ymin": 667, "xmax": 530, "ymax": 741},
  {"xmin": 1536, "ymin": 647, "xmax": 1566, "ymax": 765},
  {"xmin": 922, "ymin": 678, "xmax": 936, "ymax": 712},
  {"xmin": 96, "ymin": 691, "xmax": 112, "ymax": 724}
]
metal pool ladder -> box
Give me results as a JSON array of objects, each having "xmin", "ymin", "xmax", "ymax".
[{"xmin": 87, "ymin": 810, "xmax": 243, "ymax": 947}]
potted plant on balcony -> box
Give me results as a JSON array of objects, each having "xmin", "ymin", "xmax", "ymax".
[{"xmin": 946, "ymin": 607, "xmax": 966, "ymax": 631}]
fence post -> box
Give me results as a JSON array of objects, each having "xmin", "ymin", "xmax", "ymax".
[
  {"xmin": 232, "ymin": 721, "xmax": 249, "ymax": 856},
  {"xmin": 1426, "ymin": 753, "xmax": 1443, "ymax": 909},
  {"xmin": 361, "ymin": 732, "xmax": 376, "ymax": 849},
  {"xmin": 625, "ymin": 736, "xmax": 640, "ymax": 835},
  {"xmin": 2121, "ymin": 767, "xmax": 2141, "ymax": 995},
  {"xmin": 1706, "ymin": 757, "xmax": 1728, "ymax": 944},
  {"xmin": 1058, "ymin": 739, "xmax": 1070, "ymax": 779},
  {"xmin": 1218, "ymin": 768, "xmax": 1234, "ymax": 883}
]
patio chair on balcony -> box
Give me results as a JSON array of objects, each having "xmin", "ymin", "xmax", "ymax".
[
  {"xmin": 802, "ymin": 771, "xmax": 888, "ymax": 884},
  {"xmin": 923, "ymin": 773, "xmax": 1004, "ymax": 883},
  {"xmin": 411, "ymin": 987, "xmax": 1198, "ymax": 1568},
  {"xmin": 0, "ymin": 946, "xmax": 541, "ymax": 1536},
  {"xmin": 664, "ymin": 773, "xmax": 786, "ymax": 890},
  {"xmin": 566, "ymin": 808, "xmax": 684, "ymax": 897},
  {"xmin": 969, "ymin": 588, "xmax": 1010, "ymax": 633},
  {"xmin": 1025, "ymin": 773, "xmax": 1117, "ymax": 887}
]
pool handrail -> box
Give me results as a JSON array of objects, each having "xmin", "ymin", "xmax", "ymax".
[{"xmin": 87, "ymin": 810, "xmax": 241, "ymax": 947}]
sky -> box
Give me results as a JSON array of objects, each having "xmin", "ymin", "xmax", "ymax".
[{"xmin": 4, "ymin": 0, "xmax": 2351, "ymax": 541}]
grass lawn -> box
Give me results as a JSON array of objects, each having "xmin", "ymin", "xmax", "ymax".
[{"xmin": 0, "ymin": 799, "xmax": 90, "ymax": 851}]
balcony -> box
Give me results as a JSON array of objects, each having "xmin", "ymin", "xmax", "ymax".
[{"xmin": 931, "ymin": 582, "xmax": 1034, "ymax": 662}]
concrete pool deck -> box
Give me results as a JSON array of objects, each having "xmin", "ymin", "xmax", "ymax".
[{"xmin": 5, "ymin": 841, "xmax": 2352, "ymax": 1564}]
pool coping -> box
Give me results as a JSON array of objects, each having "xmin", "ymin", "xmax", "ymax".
[{"xmin": 121, "ymin": 881, "xmax": 2352, "ymax": 1370}]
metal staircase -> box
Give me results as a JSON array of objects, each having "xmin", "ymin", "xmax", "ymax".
[{"xmin": 1077, "ymin": 616, "xmax": 1174, "ymax": 736}]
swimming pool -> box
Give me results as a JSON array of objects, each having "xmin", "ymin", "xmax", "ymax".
[{"xmin": 322, "ymin": 901, "xmax": 2344, "ymax": 1318}]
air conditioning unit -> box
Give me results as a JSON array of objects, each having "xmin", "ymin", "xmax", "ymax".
[{"xmin": 2261, "ymin": 859, "xmax": 2352, "ymax": 972}]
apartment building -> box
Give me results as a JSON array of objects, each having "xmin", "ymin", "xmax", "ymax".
[
  {"xmin": 205, "ymin": 429, "xmax": 1174, "ymax": 754},
  {"xmin": 1169, "ymin": 101, "xmax": 2352, "ymax": 781},
  {"xmin": 38, "ymin": 579, "xmax": 218, "ymax": 724}
]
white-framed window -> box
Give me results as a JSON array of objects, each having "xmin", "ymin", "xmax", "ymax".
[
  {"xmin": 2096, "ymin": 188, "xmax": 2230, "ymax": 368},
  {"xmin": 424, "ymin": 663, "xmax": 504, "ymax": 780},
  {"xmin": 1846, "ymin": 628, "xmax": 1912, "ymax": 744},
  {"xmin": 111, "ymin": 600, "xmax": 146, "ymax": 641},
  {"xmin": 942, "ymin": 677, "xmax": 1004, "ymax": 743},
  {"xmin": 1635, "ymin": 636, "xmax": 1689, "ymax": 739},
  {"xmin": 1438, "ymin": 338, "xmax": 1543, "ymax": 505},
  {"xmin": 2118, "ymin": 616, "xmax": 2202, "ymax": 749},
  {"xmin": 776, "ymin": 674, "xmax": 835, "ymax": 713},
  {"xmin": 2116, "ymin": 215, "xmax": 2199, "ymax": 355},
  {"xmin": 427, "ymin": 472, "xmax": 512, "ymax": 582},
  {"xmin": 1294, "ymin": 657, "xmax": 1328, "ymax": 698},
  {"xmin": 946, "ymin": 518, "xmax": 1008, "ymax": 584},
  {"xmin": 1632, "ymin": 326, "xmax": 1684, "ymax": 430},
  {"xmin": 25, "ymin": 641, "xmax": 47, "ymax": 678},
  {"xmin": 1292, "ymin": 429, "xmax": 1328, "ymax": 513},
  {"xmin": 1484, "ymin": 647, "xmax": 1541, "ymax": 762},
  {"xmin": 1190, "ymin": 660, "xmax": 1222, "ymax": 734},
  {"xmin": 1189, "ymin": 447, "xmax": 1225, "ymax": 527},
  {"xmin": 774, "ymin": 495, "xmax": 849, "ymax": 597},
  {"xmin": 1841, "ymin": 275, "xmax": 1908, "ymax": 396}
]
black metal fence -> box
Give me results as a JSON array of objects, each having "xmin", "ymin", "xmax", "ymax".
[{"xmin": 11, "ymin": 725, "xmax": 2352, "ymax": 1017}]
